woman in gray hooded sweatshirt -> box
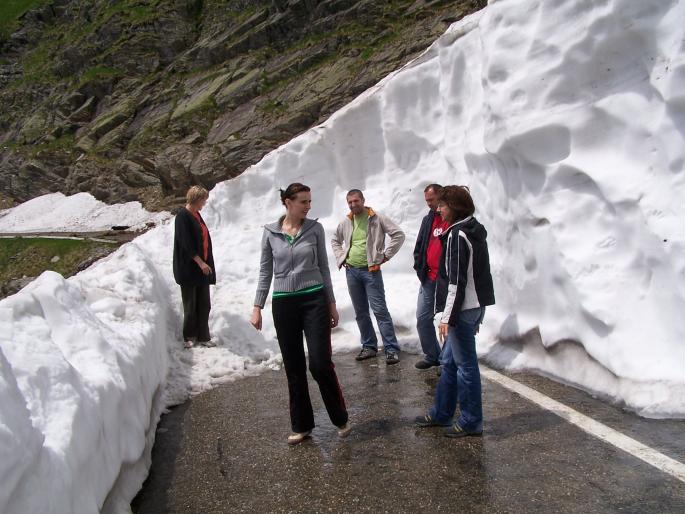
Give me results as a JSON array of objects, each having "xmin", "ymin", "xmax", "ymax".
[{"xmin": 250, "ymin": 183, "xmax": 350, "ymax": 445}]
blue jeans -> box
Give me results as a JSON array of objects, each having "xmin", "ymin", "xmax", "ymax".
[
  {"xmin": 346, "ymin": 267, "xmax": 400, "ymax": 354},
  {"xmin": 416, "ymin": 279, "xmax": 441, "ymax": 364},
  {"xmin": 429, "ymin": 307, "xmax": 484, "ymax": 432}
]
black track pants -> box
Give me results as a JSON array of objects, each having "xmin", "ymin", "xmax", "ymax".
[{"xmin": 272, "ymin": 290, "xmax": 348, "ymax": 433}]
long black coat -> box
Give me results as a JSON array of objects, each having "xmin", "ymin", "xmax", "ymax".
[{"xmin": 173, "ymin": 207, "xmax": 216, "ymax": 286}]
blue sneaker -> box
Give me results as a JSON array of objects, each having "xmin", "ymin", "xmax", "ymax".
[
  {"xmin": 414, "ymin": 359, "xmax": 439, "ymax": 370},
  {"xmin": 443, "ymin": 423, "xmax": 482, "ymax": 438},
  {"xmin": 355, "ymin": 348, "xmax": 378, "ymax": 361},
  {"xmin": 386, "ymin": 352, "xmax": 400, "ymax": 365},
  {"xmin": 414, "ymin": 414, "xmax": 450, "ymax": 427}
]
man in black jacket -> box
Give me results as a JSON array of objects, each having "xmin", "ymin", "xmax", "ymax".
[{"xmin": 412, "ymin": 184, "xmax": 448, "ymax": 370}]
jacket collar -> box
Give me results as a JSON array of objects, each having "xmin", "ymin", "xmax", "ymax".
[
  {"xmin": 264, "ymin": 216, "xmax": 318, "ymax": 236},
  {"xmin": 442, "ymin": 215, "xmax": 473, "ymax": 237},
  {"xmin": 346, "ymin": 206, "xmax": 376, "ymax": 220}
]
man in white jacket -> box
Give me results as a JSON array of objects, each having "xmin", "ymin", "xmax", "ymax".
[{"xmin": 331, "ymin": 189, "xmax": 405, "ymax": 364}]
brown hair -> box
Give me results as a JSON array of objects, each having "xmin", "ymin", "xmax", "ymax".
[
  {"xmin": 186, "ymin": 185, "xmax": 209, "ymax": 204},
  {"xmin": 438, "ymin": 185, "xmax": 475, "ymax": 221},
  {"xmin": 346, "ymin": 189, "xmax": 364, "ymax": 200},
  {"xmin": 280, "ymin": 183, "xmax": 311, "ymax": 205}
]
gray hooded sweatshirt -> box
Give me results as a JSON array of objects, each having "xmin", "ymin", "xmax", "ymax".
[{"xmin": 254, "ymin": 217, "xmax": 335, "ymax": 308}]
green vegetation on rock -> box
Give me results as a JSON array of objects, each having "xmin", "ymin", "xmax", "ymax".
[
  {"xmin": 0, "ymin": 0, "xmax": 47, "ymax": 39},
  {"xmin": 0, "ymin": 237, "xmax": 121, "ymax": 298},
  {"xmin": 29, "ymin": 133, "xmax": 76, "ymax": 157},
  {"xmin": 79, "ymin": 66, "xmax": 123, "ymax": 86},
  {"xmin": 17, "ymin": 37, "xmax": 57, "ymax": 85}
]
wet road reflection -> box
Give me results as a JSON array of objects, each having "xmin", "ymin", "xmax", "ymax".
[{"xmin": 133, "ymin": 353, "xmax": 685, "ymax": 513}]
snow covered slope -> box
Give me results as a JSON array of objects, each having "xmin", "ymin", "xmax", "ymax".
[
  {"xmin": 0, "ymin": 192, "xmax": 170, "ymax": 232},
  {"xmin": 2, "ymin": 0, "xmax": 685, "ymax": 511}
]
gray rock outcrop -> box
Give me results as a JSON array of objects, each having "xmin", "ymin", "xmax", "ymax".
[{"xmin": 0, "ymin": 0, "xmax": 486, "ymax": 210}]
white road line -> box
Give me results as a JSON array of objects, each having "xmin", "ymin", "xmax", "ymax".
[{"xmin": 480, "ymin": 366, "xmax": 685, "ymax": 484}]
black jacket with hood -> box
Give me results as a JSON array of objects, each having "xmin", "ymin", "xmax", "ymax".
[
  {"xmin": 435, "ymin": 216, "xmax": 495, "ymax": 325},
  {"xmin": 413, "ymin": 209, "xmax": 437, "ymax": 283}
]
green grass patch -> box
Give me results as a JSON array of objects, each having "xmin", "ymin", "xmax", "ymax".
[
  {"xmin": 359, "ymin": 47, "xmax": 374, "ymax": 60},
  {"xmin": 99, "ymin": 0, "xmax": 160, "ymax": 26},
  {"xmin": 0, "ymin": 237, "xmax": 120, "ymax": 295},
  {"xmin": 260, "ymin": 99, "xmax": 287, "ymax": 114},
  {"xmin": 0, "ymin": 0, "xmax": 47, "ymax": 39},
  {"xmin": 29, "ymin": 133, "xmax": 76, "ymax": 157},
  {"xmin": 127, "ymin": 117, "xmax": 172, "ymax": 152},
  {"xmin": 172, "ymin": 96, "xmax": 219, "ymax": 136},
  {"xmin": 9, "ymin": 36, "xmax": 58, "ymax": 86},
  {"xmin": 79, "ymin": 66, "xmax": 122, "ymax": 83},
  {"xmin": 359, "ymin": 31, "xmax": 398, "ymax": 61},
  {"xmin": 203, "ymin": 1, "xmax": 265, "ymax": 22},
  {"xmin": 0, "ymin": 133, "xmax": 75, "ymax": 160}
]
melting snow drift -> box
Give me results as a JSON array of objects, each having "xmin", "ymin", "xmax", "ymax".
[
  {"xmin": 0, "ymin": 192, "xmax": 170, "ymax": 233},
  {"xmin": 2, "ymin": 0, "xmax": 685, "ymax": 512}
]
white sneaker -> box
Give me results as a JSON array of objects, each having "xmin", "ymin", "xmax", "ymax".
[
  {"xmin": 287, "ymin": 430, "xmax": 311, "ymax": 445},
  {"xmin": 337, "ymin": 423, "xmax": 352, "ymax": 438}
]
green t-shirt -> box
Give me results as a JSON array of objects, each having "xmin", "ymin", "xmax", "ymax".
[{"xmin": 346, "ymin": 213, "xmax": 368, "ymax": 267}]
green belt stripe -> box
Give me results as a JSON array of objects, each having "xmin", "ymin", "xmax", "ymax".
[{"xmin": 273, "ymin": 284, "xmax": 324, "ymax": 298}]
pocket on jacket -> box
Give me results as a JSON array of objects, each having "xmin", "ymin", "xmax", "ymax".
[
  {"xmin": 272, "ymin": 245, "xmax": 290, "ymax": 276},
  {"xmin": 295, "ymin": 240, "xmax": 316, "ymax": 270}
]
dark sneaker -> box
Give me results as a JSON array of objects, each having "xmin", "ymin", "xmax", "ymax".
[
  {"xmin": 386, "ymin": 352, "xmax": 400, "ymax": 365},
  {"xmin": 443, "ymin": 423, "xmax": 482, "ymax": 438},
  {"xmin": 355, "ymin": 348, "xmax": 378, "ymax": 361},
  {"xmin": 414, "ymin": 359, "xmax": 439, "ymax": 370},
  {"xmin": 414, "ymin": 414, "xmax": 451, "ymax": 427}
]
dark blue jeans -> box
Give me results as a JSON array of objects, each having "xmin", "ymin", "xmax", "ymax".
[
  {"xmin": 429, "ymin": 307, "xmax": 484, "ymax": 433},
  {"xmin": 416, "ymin": 279, "xmax": 441, "ymax": 364},
  {"xmin": 345, "ymin": 267, "xmax": 400, "ymax": 354}
]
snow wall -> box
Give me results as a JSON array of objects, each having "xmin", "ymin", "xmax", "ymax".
[{"xmin": 2, "ymin": 0, "xmax": 685, "ymax": 512}]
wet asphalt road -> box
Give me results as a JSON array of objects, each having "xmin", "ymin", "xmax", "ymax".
[{"xmin": 132, "ymin": 352, "xmax": 685, "ymax": 513}]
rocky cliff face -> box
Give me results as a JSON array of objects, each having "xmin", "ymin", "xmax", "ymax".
[{"xmin": 0, "ymin": 0, "xmax": 483, "ymax": 210}]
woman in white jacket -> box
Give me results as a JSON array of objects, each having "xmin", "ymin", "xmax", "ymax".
[{"xmin": 414, "ymin": 185, "xmax": 495, "ymax": 438}]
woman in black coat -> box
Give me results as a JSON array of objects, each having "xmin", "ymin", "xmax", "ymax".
[{"xmin": 173, "ymin": 185, "xmax": 216, "ymax": 348}]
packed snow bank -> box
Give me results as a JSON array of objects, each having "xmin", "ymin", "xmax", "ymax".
[
  {"xmin": 203, "ymin": 0, "xmax": 685, "ymax": 418},
  {"xmin": 3, "ymin": 0, "xmax": 685, "ymax": 511},
  {"xmin": 454, "ymin": 0, "xmax": 685, "ymax": 415},
  {"xmin": 0, "ymin": 192, "xmax": 170, "ymax": 232},
  {"xmin": 0, "ymin": 245, "xmax": 170, "ymax": 513},
  {"xmin": 0, "ymin": 226, "xmax": 282, "ymax": 513}
]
